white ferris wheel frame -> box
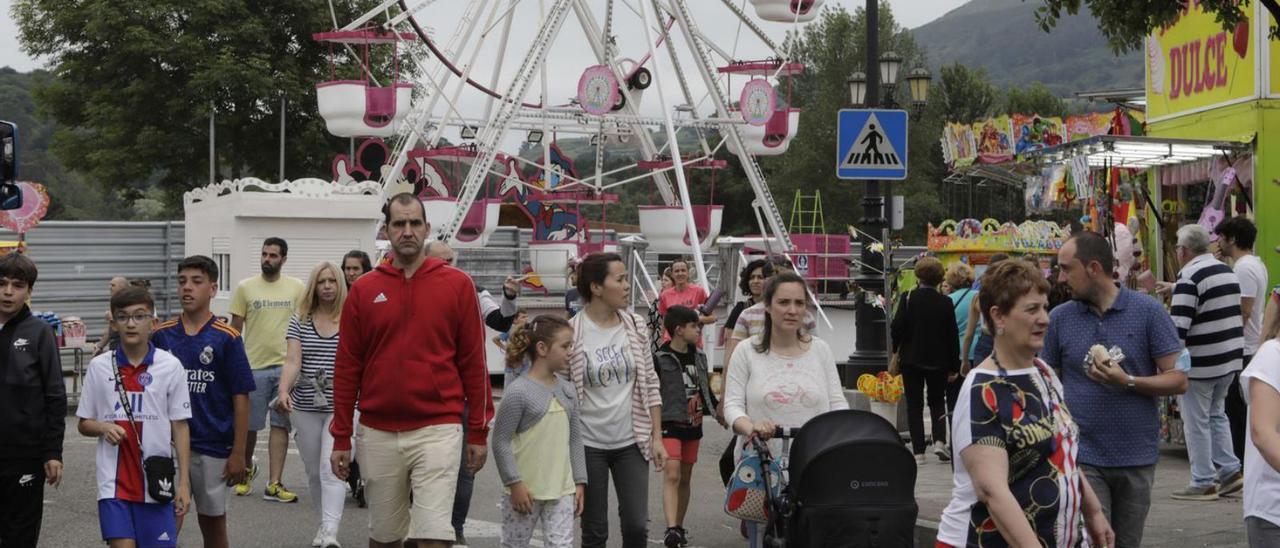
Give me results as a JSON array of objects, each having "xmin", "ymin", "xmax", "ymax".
[{"xmin": 334, "ymin": 0, "xmax": 815, "ymax": 287}]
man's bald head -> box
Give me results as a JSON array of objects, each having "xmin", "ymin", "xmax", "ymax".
[
  {"xmin": 425, "ymin": 241, "xmax": 457, "ymax": 265},
  {"xmin": 109, "ymin": 276, "xmax": 129, "ymax": 295}
]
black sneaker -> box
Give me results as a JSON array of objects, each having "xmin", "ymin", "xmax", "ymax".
[
  {"xmin": 664, "ymin": 527, "xmax": 682, "ymax": 548},
  {"xmin": 677, "ymin": 526, "xmax": 690, "ymax": 547}
]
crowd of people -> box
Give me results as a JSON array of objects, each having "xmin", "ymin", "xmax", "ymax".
[
  {"xmin": 894, "ymin": 218, "xmax": 1280, "ymax": 548},
  {"xmin": 2, "ymin": 194, "xmax": 1279, "ymax": 548}
]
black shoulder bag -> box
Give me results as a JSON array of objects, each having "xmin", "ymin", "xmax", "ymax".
[{"xmin": 111, "ymin": 362, "xmax": 176, "ymax": 503}]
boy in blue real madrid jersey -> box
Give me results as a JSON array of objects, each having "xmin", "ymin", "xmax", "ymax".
[{"xmin": 153, "ymin": 256, "xmax": 254, "ymax": 548}]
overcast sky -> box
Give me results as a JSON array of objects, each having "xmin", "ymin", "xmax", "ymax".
[{"xmin": 0, "ymin": 0, "xmax": 967, "ymax": 73}]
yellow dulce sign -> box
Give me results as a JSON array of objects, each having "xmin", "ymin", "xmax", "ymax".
[{"xmin": 1146, "ymin": 2, "xmax": 1258, "ymax": 121}]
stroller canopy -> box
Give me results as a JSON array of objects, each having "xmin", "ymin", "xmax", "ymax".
[{"xmin": 787, "ymin": 409, "xmax": 916, "ymax": 506}]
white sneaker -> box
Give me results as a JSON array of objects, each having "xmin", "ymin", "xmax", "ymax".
[
  {"xmin": 933, "ymin": 441, "xmax": 951, "ymax": 462},
  {"xmin": 914, "ymin": 454, "xmax": 926, "ymax": 465},
  {"xmin": 311, "ymin": 527, "xmax": 324, "ymax": 548},
  {"xmin": 319, "ymin": 525, "xmax": 342, "ymax": 548}
]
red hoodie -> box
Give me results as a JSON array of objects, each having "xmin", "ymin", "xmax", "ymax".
[{"xmin": 330, "ymin": 258, "xmax": 494, "ymax": 450}]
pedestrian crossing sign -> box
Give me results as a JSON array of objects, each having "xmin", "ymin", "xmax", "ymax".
[{"xmin": 836, "ymin": 109, "xmax": 908, "ymax": 180}]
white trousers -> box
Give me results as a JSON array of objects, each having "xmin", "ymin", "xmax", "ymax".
[
  {"xmin": 293, "ymin": 410, "xmax": 347, "ymax": 530},
  {"xmin": 500, "ymin": 494, "xmax": 575, "ymax": 548}
]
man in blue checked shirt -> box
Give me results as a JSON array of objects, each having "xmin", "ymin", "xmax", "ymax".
[{"xmin": 1043, "ymin": 231, "xmax": 1187, "ymax": 548}]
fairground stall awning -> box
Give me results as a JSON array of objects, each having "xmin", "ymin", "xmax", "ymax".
[{"xmin": 1024, "ymin": 135, "xmax": 1251, "ymax": 169}]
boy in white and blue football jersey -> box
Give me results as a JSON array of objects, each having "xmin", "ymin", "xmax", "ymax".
[
  {"xmin": 77, "ymin": 287, "xmax": 192, "ymax": 548},
  {"xmin": 153, "ymin": 255, "xmax": 254, "ymax": 548}
]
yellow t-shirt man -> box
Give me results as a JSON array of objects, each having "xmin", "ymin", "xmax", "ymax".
[{"xmin": 230, "ymin": 275, "xmax": 305, "ymax": 369}]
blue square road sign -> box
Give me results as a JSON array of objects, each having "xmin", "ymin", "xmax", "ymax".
[{"xmin": 836, "ymin": 109, "xmax": 908, "ymax": 180}]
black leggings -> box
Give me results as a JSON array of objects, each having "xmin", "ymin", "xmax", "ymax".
[{"xmin": 902, "ymin": 366, "xmax": 949, "ymax": 455}]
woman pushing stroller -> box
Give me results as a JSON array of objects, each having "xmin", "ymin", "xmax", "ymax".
[{"xmin": 723, "ymin": 273, "xmax": 849, "ymax": 547}]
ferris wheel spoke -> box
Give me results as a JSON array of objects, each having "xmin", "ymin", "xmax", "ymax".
[
  {"xmin": 437, "ymin": 0, "xmax": 576, "ymax": 241},
  {"xmin": 386, "ymin": 0, "xmax": 442, "ymax": 28},
  {"xmin": 665, "ymin": 0, "xmax": 792, "ymax": 250},
  {"xmin": 569, "ymin": 0, "xmax": 677, "ymax": 205}
]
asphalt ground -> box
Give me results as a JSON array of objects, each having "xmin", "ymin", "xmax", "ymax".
[{"xmin": 36, "ymin": 411, "xmax": 1251, "ymax": 547}]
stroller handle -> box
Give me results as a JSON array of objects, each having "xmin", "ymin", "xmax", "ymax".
[{"xmin": 773, "ymin": 425, "xmax": 799, "ymax": 439}]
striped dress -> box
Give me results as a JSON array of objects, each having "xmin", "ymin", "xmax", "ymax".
[
  {"xmin": 286, "ymin": 315, "xmax": 340, "ymax": 413},
  {"xmin": 1171, "ymin": 254, "xmax": 1244, "ymax": 380}
]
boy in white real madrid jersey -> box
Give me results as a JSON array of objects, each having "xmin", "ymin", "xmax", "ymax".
[{"xmin": 77, "ymin": 286, "xmax": 192, "ymax": 548}]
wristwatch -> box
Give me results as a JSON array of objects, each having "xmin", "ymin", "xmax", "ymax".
[{"xmin": 1125, "ymin": 374, "xmax": 1137, "ymax": 391}]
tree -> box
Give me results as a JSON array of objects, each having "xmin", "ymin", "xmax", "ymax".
[
  {"xmin": 1032, "ymin": 0, "xmax": 1280, "ymax": 54},
  {"xmin": 0, "ymin": 68, "xmax": 133, "ymax": 220},
  {"xmin": 744, "ymin": 4, "xmax": 946, "ymax": 244},
  {"xmin": 1004, "ymin": 82, "xmax": 1068, "ymax": 117},
  {"xmin": 12, "ymin": 0, "xmax": 384, "ymax": 215},
  {"xmin": 934, "ymin": 64, "xmax": 998, "ymax": 125}
]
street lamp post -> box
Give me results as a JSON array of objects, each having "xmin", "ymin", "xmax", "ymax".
[{"xmin": 842, "ymin": 0, "xmax": 931, "ymax": 384}]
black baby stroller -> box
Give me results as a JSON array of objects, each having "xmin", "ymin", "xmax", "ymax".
[{"xmin": 757, "ymin": 409, "xmax": 919, "ymax": 547}]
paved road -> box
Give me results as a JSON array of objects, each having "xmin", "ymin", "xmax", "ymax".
[
  {"xmin": 36, "ymin": 414, "xmax": 1252, "ymax": 547},
  {"xmin": 39, "ymin": 417, "xmax": 745, "ymax": 547}
]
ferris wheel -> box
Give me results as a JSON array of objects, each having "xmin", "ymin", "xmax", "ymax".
[{"xmin": 315, "ymin": 0, "xmax": 825, "ymax": 288}]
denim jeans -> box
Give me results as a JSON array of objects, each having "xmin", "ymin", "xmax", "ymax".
[
  {"xmin": 1180, "ymin": 375, "xmax": 1243, "ymax": 488},
  {"xmin": 581, "ymin": 444, "xmax": 649, "ymax": 548},
  {"xmin": 1247, "ymin": 516, "xmax": 1280, "ymax": 548},
  {"xmin": 1083, "ymin": 464, "xmax": 1155, "ymax": 548}
]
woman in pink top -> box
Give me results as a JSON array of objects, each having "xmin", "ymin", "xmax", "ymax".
[
  {"xmin": 660, "ymin": 259, "xmax": 721, "ymax": 322},
  {"xmin": 657, "ymin": 259, "xmax": 716, "ymax": 344}
]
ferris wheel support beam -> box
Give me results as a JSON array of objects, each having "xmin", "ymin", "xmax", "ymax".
[
  {"xmin": 481, "ymin": 0, "xmax": 518, "ymax": 125},
  {"xmin": 438, "ymin": 0, "xmax": 576, "ymax": 242},
  {"xmin": 570, "ymin": 0, "xmax": 677, "ymax": 205},
  {"xmin": 650, "ymin": 0, "xmax": 711, "ymax": 157},
  {"xmin": 665, "ymin": 0, "xmax": 793, "ymax": 251},
  {"xmin": 425, "ymin": 0, "xmax": 507, "ymax": 149},
  {"xmin": 343, "ymin": 0, "xmax": 405, "ymax": 31},
  {"xmin": 636, "ymin": 0, "xmax": 710, "ymax": 296},
  {"xmin": 378, "ymin": 0, "xmax": 488, "ymax": 200}
]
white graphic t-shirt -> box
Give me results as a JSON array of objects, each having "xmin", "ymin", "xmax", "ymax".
[
  {"xmin": 76, "ymin": 345, "xmax": 192, "ymax": 502},
  {"xmin": 578, "ymin": 315, "xmax": 636, "ymax": 449}
]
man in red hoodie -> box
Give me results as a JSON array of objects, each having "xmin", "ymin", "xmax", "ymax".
[{"xmin": 329, "ymin": 193, "xmax": 494, "ymax": 547}]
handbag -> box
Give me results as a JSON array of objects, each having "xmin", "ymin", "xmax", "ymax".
[
  {"xmin": 111, "ymin": 362, "xmax": 176, "ymax": 504},
  {"xmin": 723, "ymin": 440, "xmax": 781, "ymax": 523}
]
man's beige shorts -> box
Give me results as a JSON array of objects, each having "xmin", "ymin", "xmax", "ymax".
[{"xmin": 357, "ymin": 423, "xmax": 463, "ymax": 543}]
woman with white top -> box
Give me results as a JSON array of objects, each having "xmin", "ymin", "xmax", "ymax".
[
  {"xmin": 723, "ymin": 272, "xmax": 849, "ymax": 547},
  {"xmin": 1240, "ymin": 329, "xmax": 1280, "ymax": 547},
  {"xmin": 277, "ymin": 262, "xmax": 346, "ymax": 548},
  {"xmin": 566, "ymin": 252, "xmax": 668, "ymax": 548},
  {"xmin": 936, "ymin": 260, "xmax": 1111, "ymax": 548}
]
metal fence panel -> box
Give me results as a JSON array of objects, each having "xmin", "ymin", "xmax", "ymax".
[{"xmin": 0, "ymin": 221, "xmax": 185, "ymax": 341}]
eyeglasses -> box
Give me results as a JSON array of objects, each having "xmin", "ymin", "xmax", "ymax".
[{"xmin": 115, "ymin": 313, "xmax": 154, "ymax": 325}]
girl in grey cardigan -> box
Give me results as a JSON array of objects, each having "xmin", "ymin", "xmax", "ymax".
[{"xmin": 491, "ymin": 315, "xmax": 587, "ymax": 548}]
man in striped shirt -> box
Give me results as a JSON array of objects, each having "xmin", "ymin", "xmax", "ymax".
[{"xmin": 1169, "ymin": 224, "xmax": 1245, "ymax": 501}]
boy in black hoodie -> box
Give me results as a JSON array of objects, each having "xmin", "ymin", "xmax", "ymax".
[
  {"xmin": 655, "ymin": 306, "xmax": 718, "ymax": 548},
  {"xmin": 0, "ymin": 253, "xmax": 65, "ymax": 547}
]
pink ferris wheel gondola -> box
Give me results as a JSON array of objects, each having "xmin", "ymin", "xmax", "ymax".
[{"xmin": 314, "ymin": 29, "xmax": 416, "ymax": 138}]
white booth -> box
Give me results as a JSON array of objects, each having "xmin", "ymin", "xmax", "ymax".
[{"xmin": 183, "ymin": 178, "xmax": 383, "ymax": 316}]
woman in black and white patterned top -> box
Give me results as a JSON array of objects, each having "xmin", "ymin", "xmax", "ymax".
[{"xmin": 277, "ymin": 261, "xmax": 346, "ymax": 547}]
